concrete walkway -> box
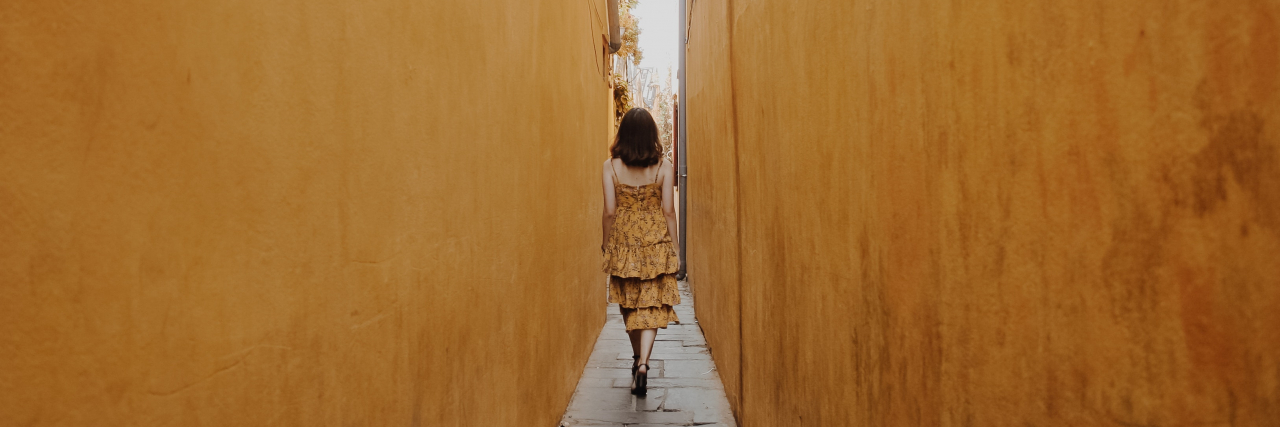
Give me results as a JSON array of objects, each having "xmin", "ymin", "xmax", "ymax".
[{"xmin": 560, "ymin": 281, "xmax": 737, "ymax": 427}]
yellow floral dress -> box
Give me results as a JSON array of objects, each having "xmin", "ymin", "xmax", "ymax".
[{"xmin": 603, "ymin": 162, "xmax": 681, "ymax": 331}]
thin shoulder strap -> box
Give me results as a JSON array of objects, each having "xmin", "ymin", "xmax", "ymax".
[
  {"xmin": 652, "ymin": 159, "xmax": 662, "ymax": 184},
  {"xmin": 609, "ymin": 158, "xmax": 620, "ymax": 183}
]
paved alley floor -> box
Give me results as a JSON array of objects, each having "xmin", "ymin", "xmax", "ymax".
[{"xmin": 559, "ymin": 281, "xmax": 737, "ymax": 427}]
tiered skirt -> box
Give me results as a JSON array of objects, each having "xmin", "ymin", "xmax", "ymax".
[
  {"xmin": 602, "ymin": 206, "xmax": 681, "ymax": 331},
  {"xmin": 608, "ymin": 274, "xmax": 680, "ymax": 331}
]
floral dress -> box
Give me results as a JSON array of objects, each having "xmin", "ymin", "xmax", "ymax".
[{"xmin": 603, "ymin": 161, "xmax": 681, "ymax": 331}]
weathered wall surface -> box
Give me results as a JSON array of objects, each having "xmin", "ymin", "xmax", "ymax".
[
  {"xmin": 0, "ymin": 1, "xmax": 612, "ymax": 425},
  {"xmin": 685, "ymin": 0, "xmax": 744, "ymax": 412},
  {"xmin": 686, "ymin": 0, "xmax": 1280, "ymax": 425}
]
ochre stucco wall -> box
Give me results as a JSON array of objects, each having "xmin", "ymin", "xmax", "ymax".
[
  {"xmin": 0, "ymin": 1, "xmax": 612, "ymax": 425},
  {"xmin": 687, "ymin": 0, "xmax": 1280, "ymax": 425},
  {"xmin": 685, "ymin": 0, "xmax": 744, "ymax": 413}
]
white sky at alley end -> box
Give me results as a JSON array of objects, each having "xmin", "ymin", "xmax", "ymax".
[{"xmin": 630, "ymin": 0, "xmax": 678, "ymax": 82}]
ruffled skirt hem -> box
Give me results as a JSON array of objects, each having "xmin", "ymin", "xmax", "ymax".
[
  {"xmin": 608, "ymin": 274, "xmax": 680, "ymax": 307},
  {"xmin": 608, "ymin": 274, "xmax": 681, "ymax": 331},
  {"xmin": 618, "ymin": 305, "xmax": 679, "ymax": 331},
  {"xmin": 601, "ymin": 243, "xmax": 679, "ymax": 280}
]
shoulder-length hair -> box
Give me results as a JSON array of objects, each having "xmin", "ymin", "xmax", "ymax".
[{"xmin": 611, "ymin": 108, "xmax": 662, "ymax": 167}]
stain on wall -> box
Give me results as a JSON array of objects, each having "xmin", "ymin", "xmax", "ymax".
[
  {"xmin": 686, "ymin": 0, "xmax": 1280, "ymax": 425},
  {"xmin": 0, "ymin": 1, "xmax": 613, "ymax": 425}
]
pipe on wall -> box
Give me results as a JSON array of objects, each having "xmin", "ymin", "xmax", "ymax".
[
  {"xmin": 608, "ymin": 0, "xmax": 621, "ymax": 53},
  {"xmin": 677, "ymin": 0, "xmax": 688, "ymax": 278}
]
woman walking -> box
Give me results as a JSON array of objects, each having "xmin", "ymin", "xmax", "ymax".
[{"xmin": 600, "ymin": 108, "xmax": 681, "ymax": 397}]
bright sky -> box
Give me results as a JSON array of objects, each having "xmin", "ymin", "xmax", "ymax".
[{"xmin": 631, "ymin": 0, "xmax": 679, "ymax": 78}]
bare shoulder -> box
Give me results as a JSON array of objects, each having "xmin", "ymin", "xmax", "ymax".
[{"xmin": 659, "ymin": 158, "xmax": 673, "ymax": 181}]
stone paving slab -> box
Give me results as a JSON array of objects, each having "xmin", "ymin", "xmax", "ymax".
[
  {"xmin": 609, "ymin": 377, "xmax": 724, "ymax": 389},
  {"xmin": 664, "ymin": 388, "xmax": 736, "ymax": 425},
  {"xmin": 615, "ymin": 351, "xmax": 711, "ymax": 360},
  {"xmin": 561, "ymin": 281, "xmax": 737, "ymax": 427},
  {"xmin": 565, "ymin": 410, "xmax": 693, "ymax": 425},
  {"xmin": 571, "ymin": 386, "xmax": 639, "ymax": 411},
  {"xmin": 658, "ymin": 336, "xmax": 708, "ymax": 346},
  {"xmin": 635, "ymin": 388, "xmax": 668, "ymax": 411},
  {"xmin": 662, "ymin": 359, "xmax": 718, "ymax": 378},
  {"xmin": 587, "ymin": 359, "xmax": 666, "ymax": 370},
  {"xmin": 583, "ymin": 369, "xmax": 637, "ymax": 379}
]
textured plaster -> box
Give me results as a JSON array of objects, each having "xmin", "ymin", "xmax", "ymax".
[
  {"xmin": 686, "ymin": 0, "xmax": 1280, "ymax": 425},
  {"xmin": 0, "ymin": 1, "xmax": 614, "ymax": 425}
]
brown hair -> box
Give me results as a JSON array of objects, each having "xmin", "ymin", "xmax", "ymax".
[{"xmin": 611, "ymin": 108, "xmax": 662, "ymax": 167}]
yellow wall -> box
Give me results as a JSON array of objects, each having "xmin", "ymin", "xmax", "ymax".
[
  {"xmin": 687, "ymin": 0, "xmax": 1280, "ymax": 425},
  {"xmin": 685, "ymin": 0, "xmax": 744, "ymax": 413},
  {"xmin": 0, "ymin": 1, "xmax": 612, "ymax": 425}
]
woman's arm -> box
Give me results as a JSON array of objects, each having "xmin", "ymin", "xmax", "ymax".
[
  {"xmin": 601, "ymin": 159, "xmax": 618, "ymax": 252},
  {"xmin": 660, "ymin": 159, "xmax": 679, "ymax": 260}
]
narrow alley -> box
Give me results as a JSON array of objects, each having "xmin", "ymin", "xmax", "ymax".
[
  {"xmin": 559, "ymin": 281, "xmax": 735, "ymax": 427},
  {"xmin": 4, "ymin": 1, "xmax": 1278, "ymax": 426}
]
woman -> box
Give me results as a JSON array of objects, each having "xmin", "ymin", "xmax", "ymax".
[{"xmin": 601, "ymin": 108, "xmax": 681, "ymax": 397}]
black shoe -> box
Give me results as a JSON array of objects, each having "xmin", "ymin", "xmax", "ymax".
[
  {"xmin": 632, "ymin": 363, "xmax": 649, "ymax": 396},
  {"xmin": 631, "ymin": 355, "xmax": 639, "ymax": 376}
]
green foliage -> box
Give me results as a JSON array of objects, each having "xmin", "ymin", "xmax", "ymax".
[
  {"xmin": 617, "ymin": 0, "xmax": 643, "ymax": 66},
  {"xmin": 612, "ymin": 73, "xmax": 633, "ymax": 126},
  {"xmin": 611, "ymin": 0, "xmax": 644, "ymax": 126}
]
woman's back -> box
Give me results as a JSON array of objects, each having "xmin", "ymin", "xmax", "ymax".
[
  {"xmin": 603, "ymin": 158, "xmax": 677, "ymax": 279},
  {"xmin": 610, "ymin": 158, "xmax": 663, "ymax": 213}
]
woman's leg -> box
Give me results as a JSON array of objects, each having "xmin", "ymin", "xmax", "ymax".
[
  {"xmin": 637, "ymin": 328, "xmax": 658, "ymax": 374},
  {"xmin": 628, "ymin": 329, "xmax": 642, "ymax": 360},
  {"xmin": 623, "ymin": 306, "xmax": 642, "ymax": 364}
]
